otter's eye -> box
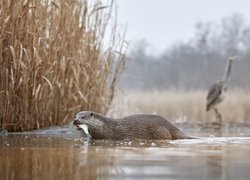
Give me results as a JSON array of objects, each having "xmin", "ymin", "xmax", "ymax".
[{"xmin": 90, "ymin": 112, "xmax": 94, "ymax": 117}]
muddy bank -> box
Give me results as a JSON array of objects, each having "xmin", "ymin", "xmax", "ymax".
[
  {"xmin": 2, "ymin": 122, "xmax": 250, "ymax": 139},
  {"xmin": 0, "ymin": 124, "xmax": 87, "ymax": 139}
]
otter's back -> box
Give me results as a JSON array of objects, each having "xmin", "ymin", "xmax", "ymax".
[{"xmin": 114, "ymin": 114, "xmax": 190, "ymax": 140}]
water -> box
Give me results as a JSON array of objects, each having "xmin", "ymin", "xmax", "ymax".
[{"xmin": 1, "ymin": 128, "xmax": 250, "ymax": 180}]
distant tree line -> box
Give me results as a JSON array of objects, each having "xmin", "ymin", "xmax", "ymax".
[{"xmin": 122, "ymin": 14, "xmax": 250, "ymax": 90}]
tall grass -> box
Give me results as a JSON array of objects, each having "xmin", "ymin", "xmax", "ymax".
[
  {"xmin": 109, "ymin": 90, "xmax": 250, "ymax": 125},
  {"xmin": 0, "ymin": 0, "xmax": 127, "ymax": 131}
]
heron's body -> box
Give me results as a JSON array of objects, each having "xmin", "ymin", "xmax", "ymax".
[
  {"xmin": 206, "ymin": 80, "xmax": 226, "ymax": 111},
  {"xmin": 206, "ymin": 56, "xmax": 236, "ymax": 126}
]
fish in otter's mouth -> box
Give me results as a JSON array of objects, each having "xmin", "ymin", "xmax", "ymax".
[{"xmin": 73, "ymin": 119, "xmax": 90, "ymax": 135}]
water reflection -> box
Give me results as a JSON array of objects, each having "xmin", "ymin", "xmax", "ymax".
[
  {"xmin": 206, "ymin": 148, "xmax": 223, "ymax": 180},
  {"xmin": 1, "ymin": 133, "xmax": 250, "ymax": 180}
]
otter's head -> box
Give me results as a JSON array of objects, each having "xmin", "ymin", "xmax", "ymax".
[{"xmin": 73, "ymin": 111, "xmax": 105, "ymax": 135}]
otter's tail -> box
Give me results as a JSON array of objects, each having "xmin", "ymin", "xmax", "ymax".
[{"xmin": 171, "ymin": 129, "xmax": 197, "ymax": 140}]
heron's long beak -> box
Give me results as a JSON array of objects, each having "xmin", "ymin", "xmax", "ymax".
[{"xmin": 230, "ymin": 56, "xmax": 237, "ymax": 61}]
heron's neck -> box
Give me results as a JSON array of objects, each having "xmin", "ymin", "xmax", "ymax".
[{"xmin": 222, "ymin": 59, "xmax": 233, "ymax": 84}]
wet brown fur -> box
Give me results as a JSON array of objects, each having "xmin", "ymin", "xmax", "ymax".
[{"xmin": 73, "ymin": 111, "xmax": 194, "ymax": 140}]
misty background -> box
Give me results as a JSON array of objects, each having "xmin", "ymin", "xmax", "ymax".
[
  {"xmin": 116, "ymin": 1, "xmax": 250, "ymax": 90},
  {"xmin": 122, "ymin": 14, "xmax": 250, "ymax": 90}
]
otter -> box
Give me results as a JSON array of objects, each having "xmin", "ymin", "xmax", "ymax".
[{"xmin": 73, "ymin": 111, "xmax": 194, "ymax": 140}]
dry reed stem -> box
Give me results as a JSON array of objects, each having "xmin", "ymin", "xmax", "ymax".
[{"xmin": 0, "ymin": 0, "xmax": 127, "ymax": 131}]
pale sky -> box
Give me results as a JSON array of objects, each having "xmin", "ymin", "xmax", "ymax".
[{"xmin": 117, "ymin": 0, "xmax": 250, "ymax": 54}]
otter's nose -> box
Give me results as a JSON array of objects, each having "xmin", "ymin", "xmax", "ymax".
[{"xmin": 73, "ymin": 119, "xmax": 79, "ymax": 125}]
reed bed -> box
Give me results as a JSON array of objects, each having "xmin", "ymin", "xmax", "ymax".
[
  {"xmin": 0, "ymin": 0, "xmax": 126, "ymax": 131},
  {"xmin": 109, "ymin": 89, "xmax": 250, "ymax": 125}
]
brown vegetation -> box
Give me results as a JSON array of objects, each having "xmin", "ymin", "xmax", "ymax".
[
  {"xmin": 0, "ymin": 0, "xmax": 126, "ymax": 131},
  {"xmin": 109, "ymin": 90, "xmax": 250, "ymax": 125}
]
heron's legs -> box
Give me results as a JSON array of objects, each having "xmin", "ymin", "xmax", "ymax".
[{"xmin": 213, "ymin": 108, "xmax": 222, "ymax": 126}]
